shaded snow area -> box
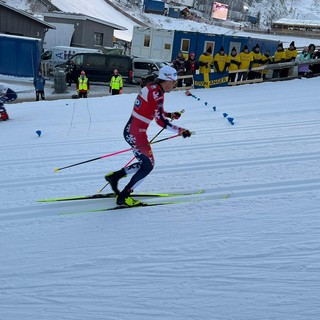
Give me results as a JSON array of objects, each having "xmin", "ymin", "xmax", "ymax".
[{"xmin": 1, "ymin": 77, "xmax": 320, "ymax": 319}]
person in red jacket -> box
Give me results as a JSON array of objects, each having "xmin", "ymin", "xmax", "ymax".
[
  {"xmin": 105, "ymin": 66, "xmax": 192, "ymax": 207},
  {"xmin": 0, "ymin": 83, "xmax": 17, "ymax": 121}
]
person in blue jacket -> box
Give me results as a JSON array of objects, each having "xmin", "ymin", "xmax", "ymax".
[{"xmin": 33, "ymin": 70, "xmax": 46, "ymax": 101}]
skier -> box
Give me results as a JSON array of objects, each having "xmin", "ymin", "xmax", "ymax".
[
  {"xmin": 0, "ymin": 83, "xmax": 17, "ymax": 121},
  {"xmin": 105, "ymin": 65, "xmax": 192, "ymax": 207}
]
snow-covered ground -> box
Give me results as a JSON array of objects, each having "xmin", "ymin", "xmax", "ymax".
[{"xmin": 1, "ymin": 77, "xmax": 320, "ymax": 319}]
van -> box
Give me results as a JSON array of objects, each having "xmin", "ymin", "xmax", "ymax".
[
  {"xmin": 41, "ymin": 46, "xmax": 102, "ymax": 70},
  {"xmin": 62, "ymin": 53, "xmax": 133, "ymax": 83},
  {"xmin": 132, "ymin": 57, "xmax": 169, "ymax": 83}
]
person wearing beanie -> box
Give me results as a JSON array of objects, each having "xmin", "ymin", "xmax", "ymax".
[
  {"xmin": 213, "ymin": 46, "xmax": 228, "ymax": 74},
  {"xmin": 238, "ymin": 44, "xmax": 253, "ymax": 81},
  {"xmin": 172, "ymin": 50, "xmax": 186, "ymax": 88},
  {"xmin": 272, "ymin": 42, "xmax": 286, "ymax": 78},
  {"xmin": 282, "ymin": 41, "xmax": 298, "ymax": 77},
  {"xmin": 248, "ymin": 43, "xmax": 263, "ymax": 80},
  {"xmin": 185, "ymin": 52, "xmax": 199, "ymax": 87},
  {"xmin": 227, "ymin": 47, "xmax": 241, "ymax": 82},
  {"xmin": 298, "ymin": 46, "xmax": 312, "ymax": 77},
  {"xmin": 104, "ymin": 65, "xmax": 192, "ymax": 207},
  {"xmin": 199, "ymin": 46, "xmax": 214, "ymax": 74},
  {"xmin": 261, "ymin": 49, "xmax": 272, "ymax": 80}
]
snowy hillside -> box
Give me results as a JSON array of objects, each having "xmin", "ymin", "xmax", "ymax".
[{"xmin": 3, "ymin": 0, "xmax": 320, "ymax": 41}]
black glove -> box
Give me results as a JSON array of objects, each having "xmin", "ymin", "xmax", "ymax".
[
  {"xmin": 179, "ymin": 129, "xmax": 192, "ymax": 138},
  {"xmin": 170, "ymin": 111, "xmax": 183, "ymax": 120}
]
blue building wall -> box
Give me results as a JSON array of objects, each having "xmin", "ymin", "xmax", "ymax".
[
  {"xmin": 0, "ymin": 35, "xmax": 41, "ymax": 77},
  {"xmin": 171, "ymin": 32, "xmax": 278, "ymax": 59},
  {"xmin": 221, "ymin": 35, "xmax": 248, "ymax": 54},
  {"xmin": 172, "ymin": 31, "xmax": 198, "ymax": 61},
  {"xmin": 247, "ymin": 38, "xmax": 279, "ymax": 54}
]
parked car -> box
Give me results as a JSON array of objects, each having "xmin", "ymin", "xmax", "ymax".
[
  {"xmin": 132, "ymin": 57, "xmax": 168, "ymax": 84},
  {"xmin": 140, "ymin": 72, "xmax": 158, "ymax": 88},
  {"xmin": 41, "ymin": 46, "xmax": 102, "ymax": 70},
  {"xmin": 56, "ymin": 53, "xmax": 133, "ymax": 83}
]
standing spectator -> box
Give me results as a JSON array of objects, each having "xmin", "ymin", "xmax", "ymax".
[
  {"xmin": 308, "ymin": 43, "xmax": 317, "ymax": 74},
  {"xmin": 213, "ymin": 46, "xmax": 228, "ymax": 74},
  {"xmin": 109, "ymin": 69, "xmax": 123, "ymax": 95},
  {"xmin": 238, "ymin": 45, "xmax": 253, "ymax": 81},
  {"xmin": 0, "ymin": 83, "xmax": 17, "ymax": 121},
  {"xmin": 298, "ymin": 46, "xmax": 311, "ymax": 77},
  {"xmin": 184, "ymin": 52, "xmax": 199, "ymax": 87},
  {"xmin": 311, "ymin": 47, "xmax": 320, "ymax": 74},
  {"xmin": 123, "ymin": 42, "xmax": 128, "ymax": 55},
  {"xmin": 66, "ymin": 60, "xmax": 76, "ymax": 86},
  {"xmin": 272, "ymin": 42, "xmax": 286, "ymax": 78},
  {"xmin": 199, "ymin": 47, "xmax": 214, "ymax": 75},
  {"xmin": 172, "ymin": 50, "xmax": 186, "ymax": 88},
  {"xmin": 33, "ymin": 70, "xmax": 46, "ymax": 101},
  {"xmin": 76, "ymin": 70, "xmax": 90, "ymax": 98},
  {"xmin": 282, "ymin": 41, "xmax": 297, "ymax": 77},
  {"xmin": 227, "ymin": 47, "xmax": 241, "ymax": 82},
  {"xmin": 308, "ymin": 43, "xmax": 316, "ymax": 58},
  {"xmin": 249, "ymin": 44, "xmax": 262, "ymax": 79},
  {"xmin": 261, "ymin": 49, "xmax": 272, "ymax": 80}
]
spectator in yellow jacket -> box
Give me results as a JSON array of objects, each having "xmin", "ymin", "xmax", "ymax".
[
  {"xmin": 213, "ymin": 46, "xmax": 228, "ymax": 74},
  {"xmin": 282, "ymin": 41, "xmax": 298, "ymax": 77},
  {"xmin": 76, "ymin": 71, "xmax": 90, "ymax": 98},
  {"xmin": 249, "ymin": 44, "xmax": 263, "ymax": 80},
  {"xmin": 261, "ymin": 49, "xmax": 272, "ymax": 80},
  {"xmin": 272, "ymin": 42, "xmax": 286, "ymax": 78},
  {"xmin": 227, "ymin": 47, "xmax": 241, "ymax": 82},
  {"xmin": 238, "ymin": 45, "xmax": 253, "ymax": 81},
  {"xmin": 199, "ymin": 47, "xmax": 214, "ymax": 74},
  {"xmin": 109, "ymin": 69, "xmax": 123, "ymax": 95}
]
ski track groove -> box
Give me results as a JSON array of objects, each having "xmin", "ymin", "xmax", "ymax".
[
  {"xmin": 1, "ymin": 132, "xmax": 319, "ymax": 167},
  {"xmin": 1, "ymin": 150, "xmax": 319, "ymax": 188},
  {"xmin": 0, "ymin": 118, "xmax": 319, "ymax": 153},
  {"xmin": 1, "ymin": 178, "xmax": 320, "ymax": 222}
]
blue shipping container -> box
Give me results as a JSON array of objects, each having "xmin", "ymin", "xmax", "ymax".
[
  {"xmin": 143, "ymin": 0, "xmax": 165, "ymax": 14},
  {"xmin": 0, "ymin": 34, "xmax": 41, "ymax": 77}
]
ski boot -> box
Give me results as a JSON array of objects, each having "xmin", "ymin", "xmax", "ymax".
[
  {"xmin": 116, "ymin": 188, "xmax": 141, "ymax": 207},
  {"xmin": 105, "ymin": 169, "xmax": 126, "ymax": 195}
]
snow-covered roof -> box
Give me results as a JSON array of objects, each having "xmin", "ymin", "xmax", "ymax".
[
  {"xmin": 42, "ymin": 12, "xmax": 126, "ymax": 30},
  {"xmin": 273, "ymin": 18, "xmax": 320, "ymax": 27}
]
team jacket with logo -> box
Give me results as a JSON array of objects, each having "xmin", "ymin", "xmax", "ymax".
[{"xmin": 129, "ymin": 83, "xmax": 182, "ymax": 136}]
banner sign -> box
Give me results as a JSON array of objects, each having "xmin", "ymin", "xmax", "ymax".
[{"xmin": 193, "ymin": 72, "xmax": 229, "ymax": 89}]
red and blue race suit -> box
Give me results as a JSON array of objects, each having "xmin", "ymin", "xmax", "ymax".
[{"xmin": 122, "ymin": 82, "xmax": 183, "ymax": 191}]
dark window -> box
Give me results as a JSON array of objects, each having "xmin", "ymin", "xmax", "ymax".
[{"xmin": 86, "ymin": 55, "xmax": 106, "ymax": 67}]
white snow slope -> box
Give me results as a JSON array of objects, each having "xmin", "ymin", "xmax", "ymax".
[{"xmin": 1, "ymin": 77, "xmax": 320, "ymax": 319}]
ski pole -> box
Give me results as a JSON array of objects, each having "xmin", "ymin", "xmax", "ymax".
[
  {"xmin": 54, "ymin": 133, "xmax": 181, "ymax": 173},
  {"xmin": 97, "ymin": 109, "xmax": 185, "ymax": 193}
]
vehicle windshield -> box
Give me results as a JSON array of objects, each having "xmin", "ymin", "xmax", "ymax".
[
  {"xmin": 156, "ymin": 62, "xmax": 168, "ymax": 68},
  {"xmin": 41, "ymin": 51, "xmax": 52, "ymax": 60}
]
